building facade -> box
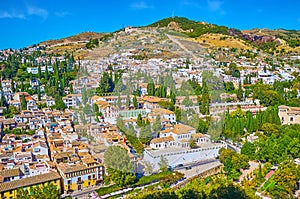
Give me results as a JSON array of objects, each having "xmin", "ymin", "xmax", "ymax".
[{"xmin": 278, "ymin": 105, "xmax": 300, "ymax": 125}]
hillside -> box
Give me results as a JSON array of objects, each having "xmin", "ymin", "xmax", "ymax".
[
  {"xmin": 195, "ymin": 34, "xmax": 253, "ymax": 50},
  {"xmin": 39, "ymin": 32, "xmax": 103, "ymax": 46},
  {"xmin": 29, "ymin": 17, "xmax": 300, "ymax": 60},
  {"xmin": 148, "ymin": 17, "xmax": 232, "ymax": 38},
  {"xmin": 147, "ymin": 17, "xmax": 300, "ymax": 54}
]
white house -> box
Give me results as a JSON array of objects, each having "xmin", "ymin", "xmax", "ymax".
[{"xmin": 144, "ymin": 123, "xmax": 227, "ymax": 171}]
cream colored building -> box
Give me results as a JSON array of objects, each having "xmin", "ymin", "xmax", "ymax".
[{"xmin": 278, "ymin": 105, "xmax": 300, "ymax": 125}]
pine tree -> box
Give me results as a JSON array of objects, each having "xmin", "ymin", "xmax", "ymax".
[
  {"xmin": 37, "ymin": 84, "xmax": 41, "ymax": 101},
  {"xmin": 237, "ymin": 81, "xmax": 243, "ymax": 101},
  {"xmin": 11, "ymin": 79, "xmax": 15, "ymax": 93},
  {"xmin": 126, "ymin": 94, "xmax": 131, "ymax": 107},
  {"xmin": 147, "ymin": 81, "xmax": 155, "ymax": 96},
  {"xmin": 137, "ymin": 113, "xmax": 143, "ymax": 127},
  {"xmin": 200, "ymin": 80, "xmax": 210, "ymax": 115},
  {"xmin": 45, "ymin": 65, "xmax": 49, "ymax": 80},
  {"xmin": 21, "ymin": 95, "xmax": 27, "ymax": 110},
  {"xmin": 152, "ymin": 115, "xmax": 161, "ymax": 133},
  {"xmin": 117, "ymin": 94, "xmax": 122, "ymax": 108},
  {"xmin": 38, "ymin": 65, "xmax": 41, "ymax": 79},
  {"xmin": 82, "ymin": 86, "xmax": 88, "ymax": 104},
  {"xmin": 133, "ymin": 96, "xmax": 138, "ymax": 109},
  {"xmin": 69, "ymin": 83, "xmax": 73, "ymax": 94}
]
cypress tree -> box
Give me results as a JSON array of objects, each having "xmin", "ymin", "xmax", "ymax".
[
  {"xmin": 133, "ymin": 96, "xmax": 138, "ymax": 109},
  {"xmin": 37, "ymin": 85, "xmax": 41, "ymax": 101},
  {"xmin": 38, "ymin": 65, "xmax": 41, "ymax": 79},
  {"xmin": 45, "ymin": 65, "xmax": 49, "ymax": 81},
  {"xmin": 21, "ymin": 95, "xmax": 27, "ymax": 110}
]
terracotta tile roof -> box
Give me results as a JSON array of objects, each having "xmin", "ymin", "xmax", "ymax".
[
  {"xmin": 142, "ymin": 96, "xmax": 166, "ymax": 103},
  {"xmin": 57, "ymin": 163, "xmax": 87, "ymax": 174},
  {"xmin": 150, "ymin": 108, "xmax": 175, "ymax": 115},
  {"xmin": 192, "ymin": 133, "xmax": 206, "ymax": 138},
  {"xmin": 0, "ymin": 171, "xmax": 61, "ymax": 192},
  {"xmin": 172, "ymin": 124, "xmax": 195, "ymax": 135},
  {"xmin": 0, "ymin": 168, "xmax": 20, "ymax": 178},
  {"xmin": 151, "ymin": 136, "xmax": 174, "ymax": 144}
]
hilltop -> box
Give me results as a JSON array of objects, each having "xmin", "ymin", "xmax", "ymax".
[
  {"xmin": 33, "ymin": 16, "xmax": 300, "ymax": 60},
  {"xmin": 146, "ymin": 17, "xmax": 300, "ymax": 54}
]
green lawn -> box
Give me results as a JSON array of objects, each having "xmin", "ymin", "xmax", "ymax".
[
  {"xmin": 134, "ymin": 171, "xmax": 172, "ymax": 186},
  {"xmin": 96, "ymin": 171, "xmax": 173, "ymax": 196}
]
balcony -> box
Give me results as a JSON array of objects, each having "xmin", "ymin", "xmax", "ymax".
[{"xmin": 77, "ymin": 180, "xmax": 83, "ymax": 184}]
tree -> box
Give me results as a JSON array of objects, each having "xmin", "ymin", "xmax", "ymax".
[
  {"xmin": 96, "ymin": 72, "xmax": 115, "ymax": 94},
  {"xmin": 117, "ymin": 94, "xmax": 122, "ymax": 108},
  {"xmin": 182, "ymin": 95, "xmax": 193, "ymax": 107},
  {"xmin": 0, "ymin": 94, "xmax": 7, "ymax": 107},
  {"xmin": 224, "ymin": 82, "xmax": 235, "ymax": 92},
  {"xmin": 199, "ymin": 80, "xmax": 210, "ymax": 115},
  {"xmin": 104, "ymin": 146, "xmax": 133, "ymax": 172},
  {"xmin": 37, "ymin": 84, "xmax": 41, "ymax": 101},
  {"xmin": 147, "ymin": 81, "xmax": 155, "ymax": 96},
  {"xmin": 126, "ymin": 124, "xmax": 136, "ymax": 137},
  {"xmin": 144, "ymin": 161, "xmax": 154, "ymax": 175},
  {"xmin": 158, "ymin": 156, "xmax": 168, "ymax": 172},
  {"xmin": 236, "ymin": 81, "xmax": 243, "ymax": 101},
  {"xmin": 116, "ymin": 115, "xmax": 126, "ymax": 132},
  {"xmin": 37, "ymin": 65, "xmax": 41, "ymax": 79},
  {"xmin": 139, "ymin": 125, "xmax": 152, "ymax": 144},
  {"xmin": 82, "ymin": 86, "xmax": 88, "ymax": 104},
  {"xmin": 45, "ymin": 65, "xmax": 49, "ymax": 80},
  {"xmin": 104, "ymin": 146, "xmax": 135, "ymax": 187},
  {"xmin": 241, "ymin": 142, "xmax": 255, "ymax": 160},
  {"xmin": 69, "ymin": 83, "xmax": 73, "ymax": 94},
  {"xmin": 133, "ymin": 96, "xmax": 138, "ymax": 109},
  {"xmin": 8, "ymin": 106, "xmax": 19, "ymax": 115},
  {"xmin": 152, "ymin": 115, "xmax": 162, "ymax": 133},
  {"xmin": 126, "ymin": 94, "xmax": 131, "ymax": 107},
  {"xmin": 17, "ymin": 183, "xmax": 60, "ymax": 199},
  {"xmin": 53, "ymin": 98, "xmax": 66, "ymax": 110},
  {"xmin": 21, "ymin": 94, "xmax": 27, "ymax": 110},
  {"xmin": 137, "ymin": 113, "xmax": 143, "ymax": 127},
  {"xmin": 189, "ymin": 138, "xmax": 196, "ymax": 148},
  {"xmin": 11, "ymin": 79, "xmax": 15, "ymax": 93},
  {"xmin": 270, "ymin": 161, "xmax": 300, "ymax": 198}
]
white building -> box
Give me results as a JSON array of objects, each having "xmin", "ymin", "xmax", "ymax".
[
  {"xmin": 144, "ymin": 123, "xmax": 227, "ymax": 170},
  {"xmin": 148, "ymin": 108, "xmax": 176, "ymax": 124}
]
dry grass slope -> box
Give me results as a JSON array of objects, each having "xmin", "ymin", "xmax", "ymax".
[{"xmin": 195, "ymin": 34, "xmax": 253, "ymax": 50}]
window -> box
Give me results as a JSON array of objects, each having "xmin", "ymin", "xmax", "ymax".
[
  {"xmin": 290, "ymin": 117, "xmax": 294, "ymax": 122},
  {"xmin": 68, "ymin": 180, "xmax": 71, "ymax": 184}
]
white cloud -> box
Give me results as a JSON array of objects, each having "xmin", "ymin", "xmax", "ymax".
[
  {"xmin": 0, "ymin": 11, "xmax": 25, "ymax": 19},
  {"xmin": 27, "ymin": 6, "xmax": 48, "ymax": 19},
  {"xmin": 130, "ymin": 1, "xmax": 153, "ymax": 9},
  {"xmin": 54, "ymin": 11, "xmax": 70, "ymax": 17},
  {"xmin": 207, "ymin": 0, "xmax": 226, "ymax": 14}
]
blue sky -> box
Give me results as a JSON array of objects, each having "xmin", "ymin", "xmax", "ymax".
[{"xmin": 0, "ymin": 0, "xmax": 300, "ymax": 49}]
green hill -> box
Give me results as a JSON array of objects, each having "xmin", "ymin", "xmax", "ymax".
[{"xmin": 147, "ymin": 17, "xmax": 239, "ymax": 38}]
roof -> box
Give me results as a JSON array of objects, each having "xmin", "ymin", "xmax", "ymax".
[
  {"xmin": 150, "ymin": 108, "xmax": 175, "ymax": 115},
  {"xmin": 151, "ymin": 136, "xmax": 174, "ymax": 144},
  {"xmin": 57, "ymin": 162, "xmax": 101, "ymax": 174},
  {"xmin": 142, "ymin": 96, "xmax": 166, "ymax": 103},
  {"xmin": 0, "ymin": 171, "xmax": 61, "ymax": 192},
  {"xmin": 0, "ymin": 168, "xmax": 20, "ymax": 178},
  {"xmin": 192, "ymin": 133, "xmax": 206, "ymax": 138},
  {"xmin": 172, "ymin": 124, "xmax": 195, "ymax": 135}
]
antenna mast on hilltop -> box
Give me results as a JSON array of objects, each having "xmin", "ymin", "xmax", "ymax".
[{"xmin": 172, "ymin": 9, "xmax": 175, "ymax": 18}]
